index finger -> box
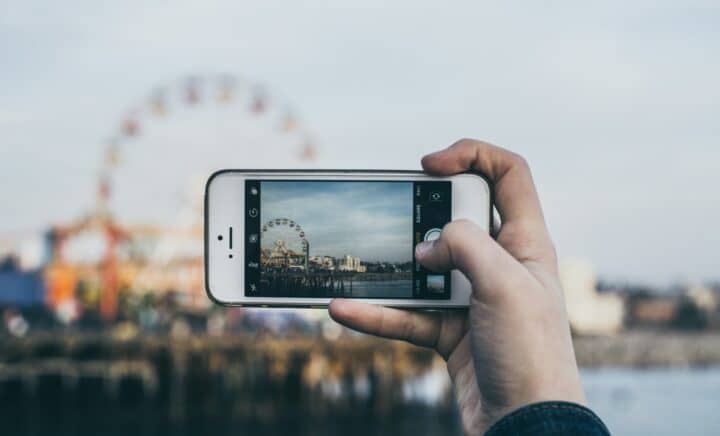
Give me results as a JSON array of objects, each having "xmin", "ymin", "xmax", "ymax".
[
  {"xmin": 328, "ymin": 299, "xmax": 465, "ymax": 359},
  {"xmin": 421, "ymin": 139, "xmax": 556, "ymax": 269}
]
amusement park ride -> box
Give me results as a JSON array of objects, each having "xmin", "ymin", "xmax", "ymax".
[
  {"xmin": 46, "ymin": 74, "xmax": 317, "ymax": 321},
  {"xmin": 260, "ymin": 217, "xmax": 310, "ymax": 271}
]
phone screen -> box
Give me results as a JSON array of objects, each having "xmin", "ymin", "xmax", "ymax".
[{"xmin": 244, "ymin": 180, "xmax": 451, "ymax": 299}]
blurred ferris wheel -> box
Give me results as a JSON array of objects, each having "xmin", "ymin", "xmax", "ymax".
[
  {"xmin": 44, "ymin": 73, "xmax": 323, "ymax": 318},
  {"xmin": 95, "ymin": 73, "xmax": 319, "ymax": 220}
]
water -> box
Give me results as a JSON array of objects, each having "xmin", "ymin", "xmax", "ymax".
[
  {"xmin": 583, "ymin": 368, "xmax": 720, "ymax": 435},
  {"xmin": 259, "ymin": 275, "xmax": 412, "ymax": 298},
  {"xmin": 348, "ymin": 279, "xmax": 412, "ymax": 298},
  {"xmin": 3, "ymin": 365, "xmax": 719, "ymax": 435}
]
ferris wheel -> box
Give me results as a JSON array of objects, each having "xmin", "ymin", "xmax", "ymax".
[
  {"xmin": 50, "ymin": 73, "xmax": 321, "ymax": 320},
  {"xmin": 261, "ymin": 217, "xmax": 309, "ymax": 269},
  {"xmin": 95, "ymin": 73, "xmax": 318, "ymax": 218}
]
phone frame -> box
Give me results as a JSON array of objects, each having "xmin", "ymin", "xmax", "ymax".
[{"xmin": 205, "ymin": 169, "xmax": 493, "ymax": 308}]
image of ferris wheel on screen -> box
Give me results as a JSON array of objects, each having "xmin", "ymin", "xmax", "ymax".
[{"xmin": 258, "ymin": 181, "xmax": 414, "ymax": 298}]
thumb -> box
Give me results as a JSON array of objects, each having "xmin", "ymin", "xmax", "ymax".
[{"xmin": 415, "ymin": 219, "xmax": 525, "ymax": 301}]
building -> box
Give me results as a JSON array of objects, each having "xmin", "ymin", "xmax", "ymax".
[
  {"xmin": 559, "ymin": 259, "xmax": 624, "ymax": 336},
  {"xmin": 261, "ymin": 239, "xmax": 307, "ymax": 270},
  {"xmin": 338, "ymin": 255, "xmax": 366, "ymax": 273},
  {"xmin": 309, "ymin": 256, "xmax": 335, "ymax": 270},
  {"xmin": 685, "ymin": 284, "xmax": 718, "ymax": 313},
  {"xmin": 630, "ymin": 299, "xmax": 678, "ymax": 325},
  {"xmin": 0, "ymin": 256, "xmax": 45, "ymax": 307}
]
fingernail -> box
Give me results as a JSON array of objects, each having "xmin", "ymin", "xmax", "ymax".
[{"xmin": 415, "ymin": 240, "xmax": 435, "ymax": 258}]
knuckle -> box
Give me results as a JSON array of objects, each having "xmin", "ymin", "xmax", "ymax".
[
  {"xmin": 441, "ymin": 219, "xmax": 490, "ymax": 265},
  {"xmin": 442, "ymin": 219, "xmax": 487, "ymax": 244},
  {"xmin": 441, "ymin": 219, "xmax": 472, "ymax": 243},
  {"xmin": 451, "ymin": 138, "xmax": 480, "ymax": 151},
  {"xmin": 454, "ymin": 137, "xmax": 474, "ymax": 146},
  {"xmin": 507, "ymin": 151, "xmax": 530, "ymax": 169},
  {"xmin": 402, "ymin": 316, "xmax": 417, "ymax": 342},
  {"xmin": 376, "ymin": 308, "xmax": 388, "ymax": 336}
]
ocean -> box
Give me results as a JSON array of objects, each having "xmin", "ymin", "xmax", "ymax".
[{"xmin": 583, "ymin": 368, "xmax": 720, "ymax": 435}]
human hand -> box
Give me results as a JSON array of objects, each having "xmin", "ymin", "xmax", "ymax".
[{"xmin": 329, "ymin": 139, "xmax": 585, "ymax": 434}]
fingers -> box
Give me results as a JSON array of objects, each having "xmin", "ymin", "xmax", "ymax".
[
  {"xmin": 421, "ymin": 139, "xmax": 556, "ymax": 269},
  {"xmin": 421, "ymin": 139, "xmax": 544, "ymax": 228},
  {"xmin": 328, "ymin": 299, "xmax": 467, "ymax": 358},
  {"xmin": 329, "ymin": 299, "xmax": 442, "ymax": 348},
  {"xmin": 415, "ymin": 219, "xmax": 529, "ymax": 301}
]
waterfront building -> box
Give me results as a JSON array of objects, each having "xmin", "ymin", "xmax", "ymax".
[
  {"xmin": 685, "ymin": 284, "xmax": 718, "ymax": 313},
  {"xmin": 309, "ymin": 255, "xmax": 335, "ymax": 270},
  {"xmin": 630, "ymin": 299, "xmax": 677, "ymax": 326},
  {"xmin": 560, "ymin": 259, "xmax": 624, "ymax": 336},
  {"xmin": 261, "ymin": 240, "xmax": 307, "ymax": 270},
  {"xmin": 338, "ymin": 255, "xmax": 366, "ymax": 272}
]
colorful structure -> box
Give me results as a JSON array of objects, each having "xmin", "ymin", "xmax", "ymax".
[{"xmin": 37, "ymin": 74, "xmax": 319, "ymax": 322}]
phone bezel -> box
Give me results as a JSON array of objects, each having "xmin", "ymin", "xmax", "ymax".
[{"xmin": 205, "ymin": 170, "xmax": 492, "ymax": 308}]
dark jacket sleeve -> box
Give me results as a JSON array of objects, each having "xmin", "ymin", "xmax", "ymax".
[{"xmin": 485, "ymin": 401, "xmax": 611, "ymax": 436}]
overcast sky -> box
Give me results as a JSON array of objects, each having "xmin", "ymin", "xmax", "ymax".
[
  {"xmin": 1, "ymin": 1, "xmax": 719, "ymax": 284},
  {"xmin": 260, "ymin": 181, "xmax": 413, "ymax": 262}
]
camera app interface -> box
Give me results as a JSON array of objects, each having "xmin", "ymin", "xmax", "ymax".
[{"xmin": 244, "ymin": 180, "xmax": 451, "ymax": 299}]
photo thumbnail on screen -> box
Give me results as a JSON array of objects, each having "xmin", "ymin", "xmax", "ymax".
[{"xmin": 244, "ymin": 180, "xmax": 451, "ymax": 299}]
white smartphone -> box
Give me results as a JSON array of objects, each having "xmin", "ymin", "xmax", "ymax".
[{"xmin": 204, "ymin": 170, "xmax": 491, "ymax": 308}]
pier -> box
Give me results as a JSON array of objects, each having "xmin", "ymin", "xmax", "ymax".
[
  {"xmin": 260, "ymin": 271, "xmax": 412, "ymax": 297},
  {"xmin": 0, "ymin": 334, "xmax": 448, "ymax": 418}
]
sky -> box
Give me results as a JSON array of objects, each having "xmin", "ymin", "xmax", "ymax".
[
  {"xmin": 1, "ymin": 1, "xmax": 719, "ymax": 284},
  {"xmin": 260, "ymin": 181, "xmax": 413, "ymax": 262}
]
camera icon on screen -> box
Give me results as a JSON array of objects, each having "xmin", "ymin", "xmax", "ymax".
[{"xmin": 429, "ymin": 191, "xmax": 442, "ymax": 202}]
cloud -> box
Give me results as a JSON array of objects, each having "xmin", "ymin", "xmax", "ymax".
[{"xmin": 260, "ymin": 181, "xmax": 413, "ymax": 262}]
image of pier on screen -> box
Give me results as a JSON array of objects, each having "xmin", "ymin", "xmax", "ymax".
[{"xmin": 257, "ymin": 181, "xmax": 413, "ymax": 298}]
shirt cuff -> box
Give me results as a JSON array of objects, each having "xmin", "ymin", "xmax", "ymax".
[{"xmin": 485, "ymin": 401, "xmax": 611, "ymax": 436}]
